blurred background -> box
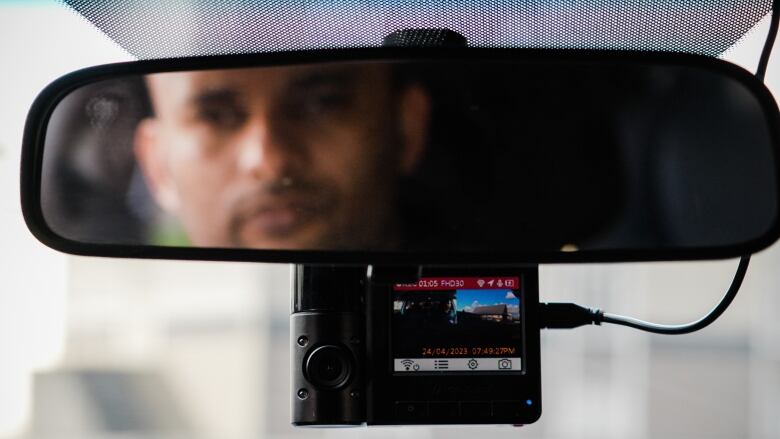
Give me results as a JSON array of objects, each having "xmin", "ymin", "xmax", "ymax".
[{"xmin": 1, "ymin": 2, "xmax": 779, "ymax": 438}]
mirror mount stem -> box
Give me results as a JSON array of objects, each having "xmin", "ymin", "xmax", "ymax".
[{"xmin": 756, "ymin": 0, "xmax": 779, "ymax": 81}]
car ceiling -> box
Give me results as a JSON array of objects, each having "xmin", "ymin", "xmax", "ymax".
[{"xmin": 63, "ymin": 0, "xmax": 774, "ymax": 59}]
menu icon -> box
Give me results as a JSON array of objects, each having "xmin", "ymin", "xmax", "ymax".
[{"xmin": 434, "ymin": 359, "xmax": 449, "ymax": 370}]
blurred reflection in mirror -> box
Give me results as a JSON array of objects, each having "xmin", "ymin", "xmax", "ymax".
[
  {"xmin": 134, "ymin": 64, "xmax": 430, "ymax": 250},
  {"xmin": 41, "ymin": 61, "xmax": 778, "ymax": 252}
]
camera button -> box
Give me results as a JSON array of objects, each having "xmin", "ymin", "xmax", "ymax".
[
  {"xmin": 429, "ymin": 402, "xmax": 459, "ymax": 419},
  {"xmin": 395, "ymin": 401, "xmax": 429, "ymax": 420},
  {"xmin": 460, "ymin": 401, "xmax": 492, "ymax": 418},
  {"xmin": 492, "ymin": 401, "xmax": 524, "ymax": 418}
]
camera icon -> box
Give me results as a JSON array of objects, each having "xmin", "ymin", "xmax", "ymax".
[{"xmin": 497, "ymin": 359, "xmax": 512, "ymax": 370}]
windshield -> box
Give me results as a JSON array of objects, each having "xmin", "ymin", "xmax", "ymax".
[{"xmin": 1, "ymin": 2, "xmax": 779, "ymax": 439}]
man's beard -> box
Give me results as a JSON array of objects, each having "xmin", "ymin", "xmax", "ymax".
[{"xmin": 225, "ymin": 175, "xmax": 341, "ymax": 249}]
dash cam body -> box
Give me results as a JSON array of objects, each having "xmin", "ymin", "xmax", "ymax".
[{"xmin": 291, "ymin": 265, "xmax": 541, "ymax": 426}]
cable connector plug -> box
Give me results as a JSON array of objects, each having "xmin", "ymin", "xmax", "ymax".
[{"xmin": 539, "ymin": 302, "xmax": 603, "ymax": 329}]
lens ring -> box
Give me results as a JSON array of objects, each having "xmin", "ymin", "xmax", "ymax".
[{"xmin": 304, "ymin": 344, "xmax": 354, "ymax": 390}]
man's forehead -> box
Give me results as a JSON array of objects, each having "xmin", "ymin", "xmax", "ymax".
[
  {"xmin": 147, "ymin": 63, "xmax": 383, "ymax": 96},
  {"xmin": 145, "ymin": 66, "xmax": 301, "ymax": 113},
  {"xmin": 146, "ymin": 67, "xmax": 298, "ymax": 99}
]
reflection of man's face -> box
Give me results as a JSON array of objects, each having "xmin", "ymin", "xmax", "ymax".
[{"xmin": 135, "ymin": 63, "xmax": 430, "ymax": 249}]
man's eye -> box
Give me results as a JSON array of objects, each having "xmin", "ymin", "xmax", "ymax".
[
  {"xmin": 300, "ymin": 91, "xmax": 352, "ymax": 116},
  {"xmin": 196, "ymin": 106, "xmax": 248, "ymax": 129}
]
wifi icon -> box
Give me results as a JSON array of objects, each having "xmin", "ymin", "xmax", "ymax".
[
  {"xmin": 401, "ymin": 359, "xmax": 417, "ymax": 371},
  {"xmin": 477, "ymin": 279, "xmax": 485, "ymax": 287}
]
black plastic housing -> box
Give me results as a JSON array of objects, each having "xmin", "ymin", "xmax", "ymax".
[
  {"xmin": 20, "ymin": 48, "xmax": 780, "ymax": 265},
  {"xmin": 291, "ymin": 264, "xmax": 542, "ymax": 426},
  {"xmin": 291, "ymin": 265, "xmax": 365, "ymax": 426},
  {"xmin": 291, "ymin": 312, "xmax": 364, "ymax": 425},
  {"xmin": 366, "ymin": 265, "xmax": 542, "ymax": 425}
]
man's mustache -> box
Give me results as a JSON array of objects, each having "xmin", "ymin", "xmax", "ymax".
[{"xmin": 227, "ymin": 176, "xmax": 336, "ymax": 244}]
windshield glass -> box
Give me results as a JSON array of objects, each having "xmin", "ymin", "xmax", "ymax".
[{"xmin": 1, "ymin": 2, "xmax": 779, "ymax": 439}]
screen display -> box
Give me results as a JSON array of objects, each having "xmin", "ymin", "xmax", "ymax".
[{"xmin": 392, "ymin": 277, "xmax": 523, "ymax": 374}]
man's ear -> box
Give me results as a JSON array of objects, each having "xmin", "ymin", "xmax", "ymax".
[
  {"xmin": 398, "ymin": 84, "xmax": 431, "ymax": 175},
  {"xmin": 134, "ymin": 119, "xmax": 180, "ymax": 213}
]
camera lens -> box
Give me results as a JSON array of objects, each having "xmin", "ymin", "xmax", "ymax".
[{"xmin": 304, "ymin": 345, "xmax": 353, "ymax": 390}]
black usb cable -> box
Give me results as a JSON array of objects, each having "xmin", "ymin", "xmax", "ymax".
[{"xmin": 539, "ymin": 256, "xmax": 750, "ymax": 335}]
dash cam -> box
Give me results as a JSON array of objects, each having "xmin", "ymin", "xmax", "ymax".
[{"xmin": 291, "ymin": 265, "xmax": 541, "ymax": 426}]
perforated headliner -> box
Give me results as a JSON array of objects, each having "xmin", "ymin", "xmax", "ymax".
[{"xmin": 62, "ymin": 0, "xmax": 774, "ymax": 59}]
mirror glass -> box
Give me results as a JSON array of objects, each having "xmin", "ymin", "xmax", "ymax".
[{"xmin": 39, "ymin": 59, "xmax": 779, "ymax": 253}]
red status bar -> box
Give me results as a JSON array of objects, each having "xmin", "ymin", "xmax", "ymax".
[{"xmin": 393, "ymin": 277, "xmax": 520, "ymax": 291}]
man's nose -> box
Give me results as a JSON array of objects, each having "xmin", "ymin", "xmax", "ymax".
[{"xmin": 237, "ymin": 116, "xmax": 291, "ymax": 179}]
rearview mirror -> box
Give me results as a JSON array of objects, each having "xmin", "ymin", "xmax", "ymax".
[{"xmin": 21, "ymin": 49, "xmax": 780, "ymax": 263}]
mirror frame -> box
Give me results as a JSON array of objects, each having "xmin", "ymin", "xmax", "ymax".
[{"xmin": 20, "ymin": 47, "xmax": 780, "ymax": 264}]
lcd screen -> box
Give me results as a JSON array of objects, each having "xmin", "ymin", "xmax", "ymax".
[{"xmin": 391, "ymin": 277, "xmax": 524, "ymax": 374}]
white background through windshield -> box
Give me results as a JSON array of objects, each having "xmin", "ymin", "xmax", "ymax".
[{"xmin": 1, "ymin": 2, "xmax": 779, "ymax": 438}]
